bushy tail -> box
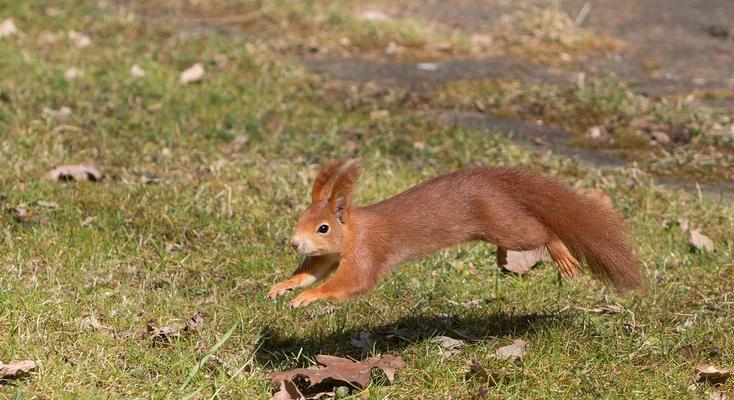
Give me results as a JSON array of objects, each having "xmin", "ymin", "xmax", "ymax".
[{"xmin": 495, "ymin": 168, "xmax": 644, "ymax": 290}]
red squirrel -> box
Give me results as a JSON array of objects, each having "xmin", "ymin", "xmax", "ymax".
[{"xmin": 267, "ymin": 159, "xmax": 643, "ymax": 308}]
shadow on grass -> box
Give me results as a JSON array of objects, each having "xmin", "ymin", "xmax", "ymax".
[{"xmin": 255, "ymin": 309, "xmax": 568, "ymax": 369}]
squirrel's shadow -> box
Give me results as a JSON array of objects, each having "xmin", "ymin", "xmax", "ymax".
[{"xmin": 255, "ymin": 308, "xmax": 567, "ymax": 369}]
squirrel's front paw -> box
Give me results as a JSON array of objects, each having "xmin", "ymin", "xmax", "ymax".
[
  {"xmin": 266, "ymin": 280, "xmax": 297, "ymax": 300},
  {"xmin": 288, "ymin": 289, "xmax": 323, "ymax": 308}
]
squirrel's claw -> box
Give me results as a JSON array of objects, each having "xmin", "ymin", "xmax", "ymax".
[
  {"xmin": 267, "ymin": 281, "xmax": 296, "ymax": 300},
  {"xmin": 289, "ymin": 289, "xmax": 321, "ymax": 308}
]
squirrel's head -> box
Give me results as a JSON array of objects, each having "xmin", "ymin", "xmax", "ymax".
[{"xmin": 291, "ymin": 158, "xmax": 361, "ymax": 256}]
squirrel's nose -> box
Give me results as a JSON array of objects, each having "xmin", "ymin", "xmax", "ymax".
[{"xmin": 291, "ymin": 241, "xmax": 299, "ymax": 251}]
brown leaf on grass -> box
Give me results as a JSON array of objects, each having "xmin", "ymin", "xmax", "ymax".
[
  {"xmin": 0, "ymin": 18, "xmax": 18, "ymax": 38},
  {"xmin": 47, "ymin": 164, "xmax": 102, "ymax": 182},
  {"xmin": 180, "ymin": 63, "xmax": 205, "ymax": 84},
  {"xmin": 579, "ymin": 303, "xmax": 625, "ymax": 314},
  {"xmin": 500, "ymin": 247, "xmax": 551, "ymax": 274},
  {"xmin": 695, "ymin": 364, "xmax": 731, "ymax": 385},
  {"xmin": 494, "ymin": 339, "xmax": 527, "ymax": 361},
  {"xmin": 146, "ymin": 312, "xmax": 204, "ymax": 344},
  {"xmin": 271, "ymin": 380, "xmax": 305, "ymax": 400},
  {"xmin": 0, "ymin": 360, "xmax": 37, "ymax": 380},
  {"xmin": 68, "ymin": 30, "xmax": 91, "ymax": 48},
  {"xmin": 81, "ymin": 314, "xmax": 113, "ymax": 333},
  {"xmin": 130, "ymin": 64, "xmax": 146, "ymax": 78},
  {"xmin": 42, "ymin": 106, "xmax": 72, "ymax": 120},
  {"xmin": 269, "ymin": 355, "xmax": 404, "ymax": 397},
  {"xmin": 430, "ymin": 336, "xmax": 464, "ymax": 351},
  {"xmin": 690, "ymin": 230, "xmax": 714, "ymax": 252}
]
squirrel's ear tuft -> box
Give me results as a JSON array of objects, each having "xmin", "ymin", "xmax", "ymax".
[
  {"xmin": 311, "ymin": 158, "xmax": 360, "ymax": 203},
  {"xmin": 328, "ymin": 160, "xmax": 361, "ymax": 223}
]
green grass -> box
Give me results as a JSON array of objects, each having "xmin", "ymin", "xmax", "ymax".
[{"xmin": 1, "ymin": 1, "xmax": 733, "ymax": 398}]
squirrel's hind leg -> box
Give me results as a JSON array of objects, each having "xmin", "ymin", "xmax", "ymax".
[{"xmin": 546, "ymin": 238, "xmax": 580, "ymax": 279}]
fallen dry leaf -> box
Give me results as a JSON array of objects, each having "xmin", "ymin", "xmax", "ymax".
[
  {"xmin": 494, "ymin": 339, "xmax": 527, "ymax": 361},
  {"xmin": 68, "ymin": 30, "xmax": 91, "ymax": 48},
  {"xmin": 46, "ymin": 164, "xmax": 102, "ymax": 182},
  {"xmin": 64, "ymin": 67, "xmax": 80, "ymax": 81},
  {"xmin": 359, "ymin": 10, "xmax": 390, "ymax": 22},
  {"xmin": 0, "ymin": 360, "xmax": 37, "ymax": 380},
  {"xmin": 579, "ymin": 303, "xmax": 625, "ymax": 314},
  {"xmin": 42, "ymin": 106, "xmax": 72, "ymax": 120},
  {"xmin": 695, "ymin": 364, "xmax": 731, "ymax": 385},
  {"xmin": 146, "ymin": 312, "xmax": 204, "ymax": 344},
  {"xmin": 430, "ymin": 336, "xmax": 464, "ymax": 351},
  {"xmin": 81, "ymin": 314, "xmax": 113, "ymax": 333},
  {"xmin": 130, "ymin": 64, "xmax": 146, "ymax": 77},
  {"xmin": 180, "ymin": 63, "xmax": 205, "ymax": 84},
  {"xmin": 0, "ymin": 18, "xmax": 18, "ymax": 38},
  {"xmin": 271, "ymin": 379, "xmax": 305, "ymax": 400},
  {"xmin": 37, "ymin": 201, "xmax": 58, "ymax": 209},
  {"xmin": 500, "ymin": 246, "xmax": 551, "ymax": 274},
  {"xmin": 269, "ymin": 355, "xmax": 404, "ymax": 397},
  {"xmin": 690, "ymin": 230, "xmax": 714, "ymax": 252}
]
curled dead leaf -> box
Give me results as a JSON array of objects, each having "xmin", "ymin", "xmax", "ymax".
[
  {"xmin": 46, "ymin": 164, "xmax": 102, "ymax": 182},
  {"xmin": 579, "ymin": 303, "xmax": 625, "ymax": 314},
  {"xmin": 68, "ymin": 30, "xmax": 91, "ymax": 48},
  {"xmin": 180, "ymin": 63, "xmax": 205, "ymax": 84},
  {"xmin": 0, "ymin": 360, "xmax": 37, "ymax": 380},
  {"xmin": 81, "ymin": 314, "xmax": 113, "ymax": 333},
  {"xmin": 64, "ymin": 67, "xmax": 80, "ymax": 81},
  {"xmin": 430, "ymin": 335, "xmax": 464, "ymax": 350},
  {"xmin": 130, "ymin": 64, "xmax": 146, "ymax": 77},
  {"xmin": 146, "ymin": 312, "xmax": 204, "ymax": 344},
  {"xmin": 0, "ymin": 18, "xmax": 18, "ymax": 38},
  {"xmin": 690, "ymin": 230, "xmax": 714, "ymax": 252},
  {"xmin": 42, "ymin": 106, "xmax": 72, "ymax": 120},
  {"xmin": 269, "ymin": 355, "xmax": 404, "ymax": 397},
  {"xmin": 494, "ymin": 339, "xmax": 527, "ymax": 361},
  {"xmin": 499, "ymin": 246, "xmax": 550, "ymax": 274},
  {"xmin": 695, "ymin": 364, "xmax": 731, "ymax": 385}
]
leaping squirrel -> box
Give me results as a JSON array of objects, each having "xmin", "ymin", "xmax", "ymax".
[{"xmin": 268, "ymin": 159, "xmax": 644, "ymax": 308}]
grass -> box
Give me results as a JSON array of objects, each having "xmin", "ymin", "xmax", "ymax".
[
  {"xmin": 1, "ymin": 0, "xmax": 733, "ymax": 398},
  {"xmin": 433, "ymin": 77, "xmax": 734, "ymax": 181}
]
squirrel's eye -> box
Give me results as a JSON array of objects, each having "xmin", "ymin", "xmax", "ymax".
[{"xmin": 317, "ymin": 224, "xmax": 329, "ymax": 234}]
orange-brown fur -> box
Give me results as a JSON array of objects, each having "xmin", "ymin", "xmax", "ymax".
[{"xmin": 267, "ymin": 159, "xmax": 644, "ymax": 308}]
